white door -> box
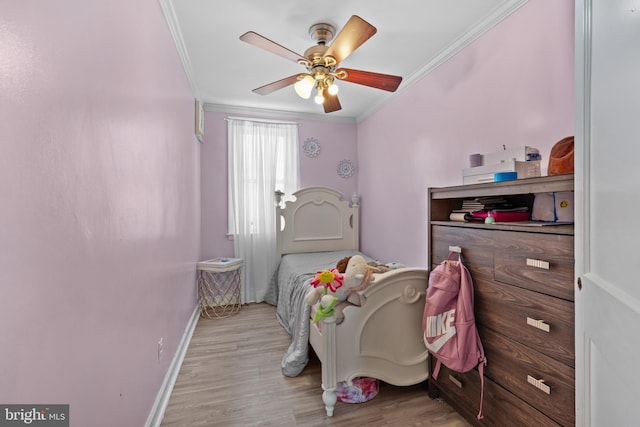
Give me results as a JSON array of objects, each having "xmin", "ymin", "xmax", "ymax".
[{"xmin": 574, "ymin": 1, "xmax": 640, "ymax": 425}]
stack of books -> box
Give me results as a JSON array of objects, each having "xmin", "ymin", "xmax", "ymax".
[{"xmin": 459, "ymin": 196, "xmax": 509, "ymax": 212}]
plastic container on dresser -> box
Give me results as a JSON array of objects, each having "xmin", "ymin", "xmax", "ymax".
[{"xmin": 427, "ymin": 174, "xmax": 575, "ymax": 427}]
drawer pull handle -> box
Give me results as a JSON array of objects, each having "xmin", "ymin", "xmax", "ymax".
[
  {"xmin": 527, "ymin": 375, "xmax": 551, "ymax": 395},
  {"xmin": 526, "ymin": 258, "xmax": 550, "ymax": 270},
  {"xmin": 448, "ymin": 245, "xmax": 462, "ymax": 253},
  {"xmin": 448, "ymin": 375, "xmax": 463, "ymax": 388},
  {"xmin": 526, "ymin": 317, "xmax": 551, "ymax": 332}
]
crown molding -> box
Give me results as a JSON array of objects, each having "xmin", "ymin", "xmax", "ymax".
[
  {"xmin": 204, "ymin": 103, "xmax": 357, "ymax": 124},
  {"xmin": 159, "ymin": 0, "xmax": 199, "ymax": 98}
]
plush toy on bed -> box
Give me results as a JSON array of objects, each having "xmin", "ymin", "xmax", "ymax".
[
  {"xmin": 306, "ymin": 255, "xmax": 373, "ymax": 314},
  {"xmin": 334, "ymin": 255, "xmax": 374, "ymax": 301},
  {"xmin": 305, "ymin": 268, "xmax": 344, "ymax": 323},
  {"xmin": 305, "ymin": 255, "xmax": 370, "ymax": 321},
  {"xmin": 333, "ymin": 255, "xmax": 401, "ymax": 299},
  {"xmin": 306, "ymin": 255, "xmax": 402, "ymax": 322}
]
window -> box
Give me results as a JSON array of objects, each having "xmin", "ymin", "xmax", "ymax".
[{"xmin": 227, "ymin": 118, "xmax": 299, "ymax": 303}]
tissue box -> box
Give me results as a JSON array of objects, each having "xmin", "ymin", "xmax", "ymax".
[{"xmin": 463, "ymin": 160, "xmax": 541, "ymax": 185}]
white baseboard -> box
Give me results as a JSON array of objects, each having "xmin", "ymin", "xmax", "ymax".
[{"xmin": 145, "ymin": 305, "xmax": 200, "ymax": 427}]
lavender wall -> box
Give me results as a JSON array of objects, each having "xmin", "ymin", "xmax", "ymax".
[
  {"xmin": 0, "ymin": 1, "xmax": 200, "ymax": 426},
  {"xmin": 200, "ymin": 111, "xmax": 357, "ymax": 260},
  {"xmin": 358, "ymin": 0, "xmax": 575, "ymax": 267}
]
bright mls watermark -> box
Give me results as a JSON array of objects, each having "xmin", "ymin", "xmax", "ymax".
[{"xmin": 0, "ymin": 405, "xmax": 68, "ymax": 426}]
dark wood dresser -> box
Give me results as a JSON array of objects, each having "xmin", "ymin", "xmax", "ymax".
[{"xmin": 427, "ymin": 174, "xmax": 575, "ymax": 426}]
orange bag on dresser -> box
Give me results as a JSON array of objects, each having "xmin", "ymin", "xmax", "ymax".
[{"xmin": 548, "ymin": 136, "xmax": 574, "ymax": 175}]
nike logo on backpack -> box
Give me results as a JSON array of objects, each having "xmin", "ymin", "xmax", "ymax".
[{"xmin": 424, "ymin": 308, "xmax": 456, "ymax": 352}]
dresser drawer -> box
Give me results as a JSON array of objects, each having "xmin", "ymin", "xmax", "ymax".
[
  {"xmin": 479, "ymin": 326, "xmax": 575, "ymax": 426},
  {"xmin": 431, "ymin": 226, "xmax": 495, "ymax": 280},
  {"xmin": 475, "ymin": 277, "xmax": 574, "ymax": 366},
  {"xmin": 494, "ymin": 231, "xmax": 574, "ymax": 301},
  {"xmin": 429, "ymin": 361, "xmax": 559, "ymax": 427}
]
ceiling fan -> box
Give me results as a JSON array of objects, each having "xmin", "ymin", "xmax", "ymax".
[{"xmin": 239, "ymin": 15, "xmax": 403, "ymax": 113}]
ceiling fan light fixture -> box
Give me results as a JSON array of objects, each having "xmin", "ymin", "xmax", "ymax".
[
  {"xmin": 241, "ymin": 15, "xmax": 403, "ymax": 114},
  {"xmin": 327, "ymin": 81, "xmax": 339, "ymax": 96},
  {"xmin": 294, "ymin": 75, "xmax": 315, "ymax": 99}
]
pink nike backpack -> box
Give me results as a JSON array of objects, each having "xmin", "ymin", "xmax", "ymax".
[{"xmin": 422, "ymin": 251, "xmax": 487, "ymax": 420}]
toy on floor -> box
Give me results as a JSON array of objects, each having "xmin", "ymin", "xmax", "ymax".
[{"xmin": 336, "ymin": 377, "xmax": 379, "ymax": 403}]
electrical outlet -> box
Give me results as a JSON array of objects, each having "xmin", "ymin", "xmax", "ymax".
[{"xmin": 157, "ymin": 337, "xmax": 164, "ymax": 361}]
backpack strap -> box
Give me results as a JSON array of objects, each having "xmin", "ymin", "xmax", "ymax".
[
  {"xmin": 447, "ymin": 250, "xmax": 462, "ymax": 261},
  {"xmin": 476, "ymin": 357, "xmax": 487, "ymax": 420},
  {"xmin": 432, "ymin": 358, "xmax": 442, "ymax": 380},
  {"xmin": 433, "ymin": 356, "xmax": 485, "ymax": 420}
]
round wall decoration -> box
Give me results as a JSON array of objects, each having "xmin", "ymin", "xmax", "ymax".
[
  {"xmin": 303, "ymin": 137, "xmax": 321, "ymax": 158},
  {"xmin": 337, "ymin": 159, "xmax": 355, "ymax": 178}
]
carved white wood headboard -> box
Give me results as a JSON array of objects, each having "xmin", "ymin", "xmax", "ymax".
[{"xmin": 275, "ymin": 187, "xmax": 359, "ymax": 256}]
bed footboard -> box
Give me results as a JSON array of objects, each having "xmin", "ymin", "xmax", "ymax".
[{"xmin": 309, "ymin": 268, "xmax": 429, "ymax": 416}]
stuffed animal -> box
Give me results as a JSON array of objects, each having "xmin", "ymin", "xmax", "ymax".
[
  {"xmin": 333, "ymin": 255, "xmax": 371, "ymax": 301},
  {"xmin": 336, "ymin": 256, "xmax": 396, "ymax": 275},
  {"xmin": 305, "ymin": 255, "xmax": 373, "ymax": 322},
  {"xmin": 336, "ymin": 256, "xmax": 351, "ymax": 273},
  {"xmin": 385, "ymin": 262, "xmax": 405, "ymax": 270},
  {"xmin": 305, "ymin": 268, "xmax": 344, "ymax": 322},
  {"xmin": 367, "ymin": 260, "xmax": 391, "ymax": 274},
  {"xmin": 305, "ymin": 256, "xmax": 403, "ymax": 322}
]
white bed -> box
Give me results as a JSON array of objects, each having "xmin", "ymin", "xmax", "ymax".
[{"xmin": 272, "ymin": 186, "xmax": 429, "ymax": 417}]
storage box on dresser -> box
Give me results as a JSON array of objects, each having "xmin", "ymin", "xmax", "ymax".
[{"xmin": 427, "ymin": 174, "xmax": 575, "ymax": 427}]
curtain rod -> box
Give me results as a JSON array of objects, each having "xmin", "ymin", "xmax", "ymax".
[{"xmin": 225, "ymin": 116, "xmax": 298, "ymax": 125}]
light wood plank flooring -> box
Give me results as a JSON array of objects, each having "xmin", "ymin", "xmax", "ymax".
[{"xmin": 160, "ymin": 303, "xmax": 469, "ymax": 426}]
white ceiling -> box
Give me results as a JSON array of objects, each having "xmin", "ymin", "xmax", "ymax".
[{"xmin": 161, "ymin": 0, "xmax": 527, "ymax": 122}]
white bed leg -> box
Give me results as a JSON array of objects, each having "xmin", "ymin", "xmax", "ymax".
[
  {"xmin": 321, "ymin": 315, "xmax": 337, "ymax": 416},
  {"xmin": 322, "ymin": 387, "xmax": 337, "ymax": 417}
]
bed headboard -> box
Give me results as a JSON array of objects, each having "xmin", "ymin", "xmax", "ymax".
[{"xmin": 275, "ymin": 186, "xmax": 359, "ymax": 256}]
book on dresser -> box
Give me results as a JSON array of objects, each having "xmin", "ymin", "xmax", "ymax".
[
  {"xmin": 428, "ymin": 175, "xmax": 575, "ymax": 427},
  {"xmin": 449, "ymin": 207, "xmax": 530, "ymax": 223}
]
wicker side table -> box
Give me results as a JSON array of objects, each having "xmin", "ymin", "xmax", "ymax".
[{"xmin": 196, "ymin": 258, "xmax": 243, "ymax": 318}]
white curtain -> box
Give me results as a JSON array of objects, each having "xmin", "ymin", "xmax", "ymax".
[{"xmin": 227, "ymin": 118, "xmax": 299, "ymax": 304}]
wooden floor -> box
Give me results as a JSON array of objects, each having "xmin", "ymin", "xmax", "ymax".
[{"xmin": 160, "ymin": 303, "xmax": 470, "ymax": 427}]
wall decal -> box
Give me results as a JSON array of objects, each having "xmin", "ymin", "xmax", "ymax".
[
  {"xmin": 337, "ymin": 159, "xmax": 355, "ymax": 178},
  {"xmin": 303, "ymin": 137, "xmax": 321, "ymax": 158}
]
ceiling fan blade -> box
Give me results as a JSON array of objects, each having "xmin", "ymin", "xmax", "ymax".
[
  {"xmin": 252, "ymin": 74, "xmax": 300, "ymax": 95},
  {"xmin": 336, "ymin": 68, "xmax": 402, "ymax": 92},
  {"xmin": 240, "ymin": 31, "xmax": 307, "ymax": 64},
  {"xmin": 324, "ymin": 15, "xmax": 377, "ymax": 64},
  {"xmin": 323, "ymin": 92, "xmax": 342, "ymax": 113}
]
